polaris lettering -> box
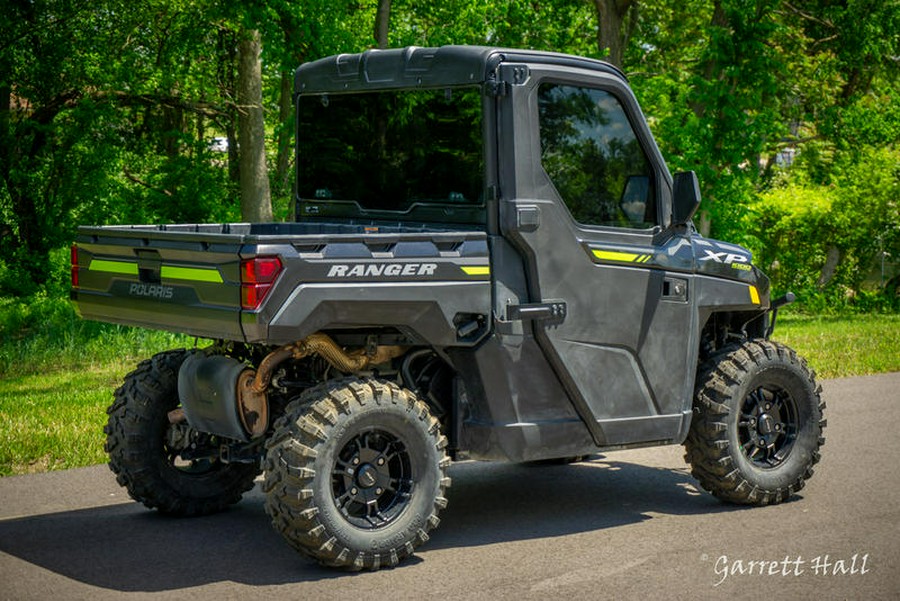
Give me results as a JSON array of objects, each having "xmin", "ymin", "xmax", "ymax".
[
  {"xmin": 128, "ymin": 283, "xmax": 174, "ymax": 299},
  {"xmin": 327, "ymin": 263, "xmax": 438, "ymax": 278}
]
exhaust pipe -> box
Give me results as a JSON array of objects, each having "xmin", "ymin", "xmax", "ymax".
[
  {"xmin": 251, "ymin": 333, "xmax": 406, "ymax": 393},
  {"xmin": 177, "ymin": 334, "xmax": 405, "ymax": 441}
]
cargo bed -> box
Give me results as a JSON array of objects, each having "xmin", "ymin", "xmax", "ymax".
[{"xmin": 73, "ymin": 221, "xmax": 491, "ymax": 343}]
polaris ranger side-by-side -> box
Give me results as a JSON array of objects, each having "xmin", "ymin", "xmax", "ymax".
[{"xmin": 72, "ymin": 46, "xmax": 825, "ymax": 570}]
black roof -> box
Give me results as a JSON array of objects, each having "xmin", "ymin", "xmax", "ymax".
[{"xmin": 294, "ymin": 45, "xmax": 625, "ymax": 95}]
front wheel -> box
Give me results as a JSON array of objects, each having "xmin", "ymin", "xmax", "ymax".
[
  {"xmin": 684, "ymin": 340, "xmax": 826, "ymax": 505},
  {"xmin": 263, "ymin": 377, "xmax": 450, "ymax": 570}
]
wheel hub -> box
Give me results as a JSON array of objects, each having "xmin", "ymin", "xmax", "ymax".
[
  {"xmin": 331, "ymin": 429, "xmax": 413, "ymax": 529},
  {"xmin": 356, "ymin": 464, "xmax": 379, "ymax": 488},
  {"xmin": 757, "ymin": 413, "xmax": 776, "ymax": 436},
  {"xmin": 739, "ymin": 385, "xmax": 799, "ymax": 469},
  {"xmin": 165, "ymin": 420, "xmax": 220, "ymax": 471}
]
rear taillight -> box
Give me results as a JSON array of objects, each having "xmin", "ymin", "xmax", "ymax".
[
  {"xmin": 240, "ymin": 256, "xmax": 282, "ymax": 310},
  {"xmin": 71, "ymin": 244, "xmax": 79, "ymax": 288}
]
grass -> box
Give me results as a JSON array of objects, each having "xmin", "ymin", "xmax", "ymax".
[
  {"xmin": 0, "ymin": 368, "xmax": 124, "ymax": 475},
  {"xmin": 0, "ymin": 296, "xmax": 897, "ymax": 476},
  {"xmin": 0, "ymin": 295, "xmax": 191, "ymax": 378},
  {"xmin": 0, "ymin": 296, "xmax": 190, "ymax": 476},
  {"xmin": 773, "ymin": 312, "xmax": 900, "ymax": 378}
]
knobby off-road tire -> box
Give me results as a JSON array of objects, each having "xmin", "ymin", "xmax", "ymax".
[
  {"xmin": 263, "ymin": 377, "xmax": 451, "ymax": 570},
  {"xmin": 684, "ymin": 339, "xmax": 826, "ymax": 505},
  {"xmin": 105, "ymin": 349, "xmax": 260, "ymax": 516}
]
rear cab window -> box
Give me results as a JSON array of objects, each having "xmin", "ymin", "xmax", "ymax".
[{"xmin": 296, "ymin": 87, "xmax": 485, "ymax": 227}]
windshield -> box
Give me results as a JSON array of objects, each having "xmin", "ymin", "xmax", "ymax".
[{"xmin": 296, "ymin": 87, "xmax": 485, "ymax": 225}]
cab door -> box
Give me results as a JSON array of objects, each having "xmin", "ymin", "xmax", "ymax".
[{"xmin": 496, "ymin": 63, "xmax": 699, "ymax": 446}]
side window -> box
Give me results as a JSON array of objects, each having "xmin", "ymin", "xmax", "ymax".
[{"xmin": 537, "ymin": 84, "xmax": 657, "ymax": 229}]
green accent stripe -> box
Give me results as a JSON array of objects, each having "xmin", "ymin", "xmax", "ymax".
[
  {"xmin": 461, "ymin": 266, "xmax": 491, "ymax": 276},
  {"xmin": 89, "ymin": 259, "xmax": 139, "ymax": 276},
  {"xmin": 161, "ymin": 265, "xmax": 224, "ymax": 283},
  {"xmin": 592, "ymin": 249, "xmax": 654, "ymax": 264},
  {"xmin": 88, "ymin": 259, "xmax": 223, "ymax": 283},
  {"xmin": 593, "ymin": 249, "xmax": 640, "ymax": 263}
]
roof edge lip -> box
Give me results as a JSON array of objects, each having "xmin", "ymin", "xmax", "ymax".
[{"xmin": 294, "ymin": 45, "xmax": 625, "ymax": 95}]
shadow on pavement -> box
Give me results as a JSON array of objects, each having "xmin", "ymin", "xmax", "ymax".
[
  {"xmin": 0, "ymin": 495, "xmax": 343, "ymax": 590},
  {"xmin": 0, "ymin": 457, "xmax": 751, "ymax": 592},
  {"xmin": 431, "ymin": 457, "xmax": 750, "ymax": 550}
]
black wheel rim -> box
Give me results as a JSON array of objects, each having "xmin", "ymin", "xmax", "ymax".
[
  {"xmin": 738, "ymin": 384, "xmax": 799, "ymax": 469},
  {"xmin": 331, "ymin": 429, "xmax": 413, "ymax": 529}
]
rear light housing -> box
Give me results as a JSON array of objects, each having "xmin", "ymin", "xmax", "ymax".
[
  {"xmin": 70, "ymin": 244, "xmax": 79, "ymax": 288},
  {"xmin": 240, "ymin": 256, "xmax": 282, "ymax": 310}
]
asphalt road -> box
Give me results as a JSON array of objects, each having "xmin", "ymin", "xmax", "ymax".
[{"xmin": 1, "ymin": 372, "xmax": 898, "ymax": 601}]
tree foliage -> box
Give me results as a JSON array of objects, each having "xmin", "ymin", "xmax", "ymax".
[{"xmin": 0, "ymin": 0, "xmax": 897, "ymax": 309}]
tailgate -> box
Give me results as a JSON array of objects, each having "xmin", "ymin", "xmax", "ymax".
[{"xmin": 73, "ymin": 226, "xmax": 245, "ymax": 340}]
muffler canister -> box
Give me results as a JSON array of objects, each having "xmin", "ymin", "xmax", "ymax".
[{"xmin": 177, "ymin": 352, "xmax": 268, "ymax": 441}]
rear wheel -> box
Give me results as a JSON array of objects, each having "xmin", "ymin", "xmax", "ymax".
[
  {"xmin": 105, "ymin": 349, "xmax": 260, "ymax": 516},
  {"xmin": 684, "ymin": 339, "xmax": 825, "ymax": 505},
  {"xmin": 263, "ymin": 377, "xmax": 450, "ymax": 570}
]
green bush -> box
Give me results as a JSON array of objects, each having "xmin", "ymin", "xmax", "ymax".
[
  {"xmin": 0, "ymin": 295, "xmax": 190, "ymax": 378},
  {"xmin": 745, "ymin": 146, "xmax": 900, "ymax": 312},
  {"xmin": 745, "ymin": 185, "xmax": 835, "ymax": 296}
]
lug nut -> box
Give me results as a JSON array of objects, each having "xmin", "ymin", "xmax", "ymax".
[
  {"xmin": 377, "ymin": 458, "xmax": 385, "ymax": 466},
  {"xmin": 352, "ymin": 457, "xmax": 360, "ymax": 465},
  {"xmin": 350, "ymin": 487, "xmax": 358, "ymax": 495},
  {"xmin": 376, "ymin": 487, "xmax": 383, "ymax": 495}
]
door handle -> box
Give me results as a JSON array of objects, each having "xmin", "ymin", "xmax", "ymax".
[{"xmin": 662, "ymin": 276, "xmax": 688, "ymax": 302}]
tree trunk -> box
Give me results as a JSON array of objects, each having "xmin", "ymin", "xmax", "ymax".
[
  {"xmin": 215, "ymin": 28, "xmax": 240, "ymax": 184},
  {"xmin": 818, "ymin": 246, "xmax": 841, "ymax": 288},
  {"xmin": 160, "ymin": 101, "xmax": 184, "ymax": 157},
  {"xmin": 275, "ymin": 70, "xmax": 293, "ymax": 195},
  {"xmin": 593, "ymin": 0, "xmax": 635, "ymax": 68},
  {"xmin": 698, "ymin": 210, "xmax": 712, "ymax": 238},
  {"xmin": 237, "ymin": 29, "xmax": 273, "ymax": 222},
  {"xmin": 690, "ymin": 0, "xmax": 728, "ymax": 120},
  {"xmin": 0, "ymin": 83, "xmax": 10, "ymax": 180},
  {"xmin": 374, "ymin": 0, "xmax": 391, "ymax": 49}
]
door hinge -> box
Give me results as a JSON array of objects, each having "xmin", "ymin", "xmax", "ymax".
[{"xmin": 485, "ymin": 80, "xmax": 509, "ymax": 97}]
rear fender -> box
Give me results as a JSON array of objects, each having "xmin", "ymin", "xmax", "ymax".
[{"xmin": 246, "ymin": 281, "xmax": 491, "ymax": 347}]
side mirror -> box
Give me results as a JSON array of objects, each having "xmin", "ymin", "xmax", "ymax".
[{"xmin": 672, "ymin": 171, "xmax": 701, "ymax": 226}]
